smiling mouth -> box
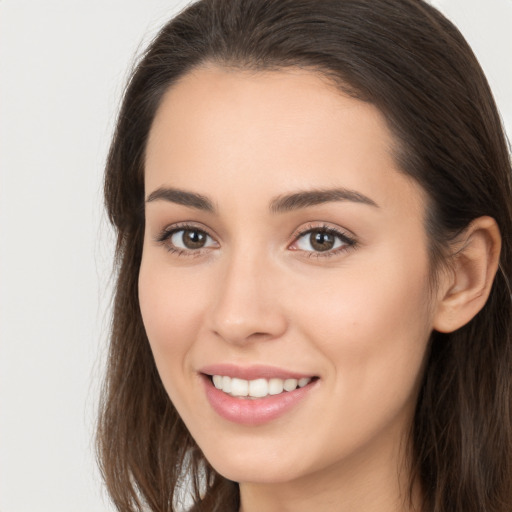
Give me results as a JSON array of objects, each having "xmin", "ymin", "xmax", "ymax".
[{"xmin": 207, "ymin": 374, "xmax": 319, "ymax": 399}]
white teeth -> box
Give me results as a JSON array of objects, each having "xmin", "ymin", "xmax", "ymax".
[
  {"xmin": 268, "ymin": 378, "xmax": 284, "ymax": 395},
  {"xmin": 211, "ymin": 375, "xmax": 313, "ymax": 398},
  {"xmin": 230, "ymin": 378, "xmax": 249, "ymax": 397},
  {"xmin": 283, "ymin": 378, "xmax": 298, "ymax": 391},
  {"xmin": 212, "ymin": 375, "xmax": 223, "ymax": 389},
  {"xmin": 298, "ymin": 377, "xmax": 310, "ymax": 388},
  {"xmin": 222, "ymin": 375, "xmax": 232, "ymax": 393},
  {"xmin": 248, "ymin": 378, "xmax": 268, "ymax": 398}
]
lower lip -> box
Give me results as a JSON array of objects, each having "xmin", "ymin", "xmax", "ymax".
[{"xmin": 202, "ymin": 375, "xmax": 317, "ymax": 426}]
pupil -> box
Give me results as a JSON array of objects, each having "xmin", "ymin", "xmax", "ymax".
[
  {"xmin": 183, "ymin": 229, "xmax": 206, "ymax": 249},
  {"xmin": 311, "ymin": 231, "xmax": 334, "ymax": 251}
]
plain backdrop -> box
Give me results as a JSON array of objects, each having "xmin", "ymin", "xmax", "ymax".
[{"xmin": 0, "ymin": 1, "xmax": 510, "ymax": 511}]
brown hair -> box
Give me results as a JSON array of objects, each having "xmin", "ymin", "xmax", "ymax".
[{"xmin": 97, "ymin": 0, "xmax": 512, "ymax": 510}]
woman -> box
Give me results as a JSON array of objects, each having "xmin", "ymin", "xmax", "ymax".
[{"xmin": 96, "ymin": 0, "xmax": 512, "ymax": 511}]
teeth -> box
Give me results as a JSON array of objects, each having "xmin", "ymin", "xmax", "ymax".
[
  {"xmin": 249, "ymin": 378, "xmax": 268, "ymax": 398},
  {"xmin": 283, "ymin": 378, "xmax": 298, "ymax": 391},
  {"xmin": 222, "ymin": 375, "xmax": 231, "ymax": 393},
  {"xmin": 298, "ymin": 377, "xmax": 310, "ymax": 388},
  {"xmin": 212, "ymin": 375, "xmax": 223, "ymax": 389},
  {"xmin": 268, "ymin": 378, "xmax": 284, "ymax": 395},
  {"xmin": 211, "ymin": 375, "xmax": 313, "ymax": 398},
  {"xmin": 230, "ymin": 378, "xmax": 249, "ymax": 397}
]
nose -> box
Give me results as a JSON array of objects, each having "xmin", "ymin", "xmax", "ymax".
[{"xmin": 208, "ymin": 250, "xmax": 288, "ymax": 345}]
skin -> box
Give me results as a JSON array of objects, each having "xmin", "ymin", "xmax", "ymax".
[{"xmin": 138, "ymin": 66, "xmax": 501, "ymax": 512}]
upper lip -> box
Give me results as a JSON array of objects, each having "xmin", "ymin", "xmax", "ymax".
[{"xmin": 199, "ymin": 363, "xmax": 316, "ymax": 381}]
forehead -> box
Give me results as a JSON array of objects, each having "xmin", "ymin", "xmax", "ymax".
[{"xmin": 144, "ymin": 65, "xmax": 423, "ymax": 216}]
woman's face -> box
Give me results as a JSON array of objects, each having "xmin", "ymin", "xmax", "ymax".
[{"xmin": 139, "ymin": 66, "xmax": 438, "ymax": 485}]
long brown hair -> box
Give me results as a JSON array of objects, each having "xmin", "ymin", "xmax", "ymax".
[{"xmin": 97, "ymin": 1, "xmax": 512, "ymax": 510}]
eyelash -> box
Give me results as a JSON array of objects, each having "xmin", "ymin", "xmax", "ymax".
[
  {"xmin": 154, "ymin": 222, "xmax": 357, "ymax": 259},
  {"xmin": 290, "ymin": 223, "xmax": 357, "ymax": 258},
  {"xmin": 154, "ymin": 222, "xmax": 215, "ymax": 258}
]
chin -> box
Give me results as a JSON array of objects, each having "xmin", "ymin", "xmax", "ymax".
[
  {"xmin": 212, "ymin": 462, "xmax": 301, "ymax": 486},
  {"xmin": 200, "ymin": 444, "xmax": 312, "ymax": 485}
]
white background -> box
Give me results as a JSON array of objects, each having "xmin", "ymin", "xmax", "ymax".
[{"xmin": 0, "ymin": 1, "xmax": 510, "ymax": 511}]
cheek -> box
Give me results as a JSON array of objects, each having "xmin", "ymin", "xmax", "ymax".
[
  {"xmin": 138, "ymin": 257, "xmax": 206, "ymax": 391},
  {"xmin": 293, "ymin": 251, "xmax": 432, "ymax": 344},
  {"xmin": 293, "ymin": 251, "xmax": 433, "ymax": 424}
]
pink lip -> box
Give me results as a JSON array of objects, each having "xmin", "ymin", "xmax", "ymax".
[
  {"xmin": 200, "ymin": 371, "xmax": 318, "ymax": 427},
  {"xmin": 199, "ymin": 363, "xmax": 314, "ymax": 381}
]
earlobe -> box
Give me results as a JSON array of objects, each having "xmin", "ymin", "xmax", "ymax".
[{"xmin": 433, "ymin": 216, "xmax": 501, "ymax": 333}]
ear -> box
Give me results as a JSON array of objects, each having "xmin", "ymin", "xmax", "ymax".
[{"xmin": 433, "ymin": 216, "xmax": 501, "ymax": 333}]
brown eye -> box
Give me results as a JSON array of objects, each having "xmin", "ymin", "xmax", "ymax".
[
  {"xmin": 309, "ymin": 231, "xmax": 335, "ymax": 251},
  {"xmin": 181, "ymin": 229, "xmax": 207, "ymax": 249},
  {"xmin": 292, "ymin": 227, "xmax": 354, "ymax": 255},
  {"xmin": 168, "ymin": 228, "xmax": 217, "ymax": 251}
]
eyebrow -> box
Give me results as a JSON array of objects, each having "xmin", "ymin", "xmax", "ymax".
[
  {"xmin": 269, "ymin": 188, "xmax": 379, "ymax": 213},
  {"xmin": 145, "ymin": 186, "xmax": 379, "ymax": 213},
  {"xmin": 146, "ymin": 187, "xmax": 215, "ymax": 212}
]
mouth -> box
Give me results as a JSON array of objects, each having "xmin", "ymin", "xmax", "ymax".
[
  {"xmin": 199, "ymin": 366, "xmax": 319, "ymax": 425},
  {"xmin": 206, "ymin": 374, "xmax": 318, "ymax": 399}
]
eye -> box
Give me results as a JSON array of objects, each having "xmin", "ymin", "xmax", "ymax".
[
  {"xmin": 290, "ymin": 225, "xmax": 356, "ymax": 255},
  {"xmin": 170, "ymin": 228, "xmax": 215, "ymax": 250},
  {"xmin": 156, "ymin": 225, "xmax": 218, "ymax": 254}
]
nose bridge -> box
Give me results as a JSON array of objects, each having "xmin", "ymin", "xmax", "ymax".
[{"xmin": 209, "ymin": 242, "xmax": 286, "ymax": 344}]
